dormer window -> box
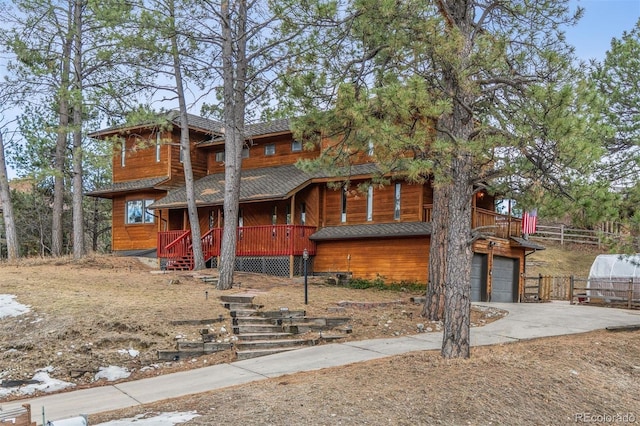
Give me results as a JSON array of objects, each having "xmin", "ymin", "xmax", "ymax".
[{"xmin": 291, "ymin": 140, "xmax": 302, "ymax": 152}]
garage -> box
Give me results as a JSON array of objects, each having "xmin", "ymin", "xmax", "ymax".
[
  {"xmin": 471, "ymin": 254, "xmax": 488, "ymax": 302},
  {"xmin": 492, "ymin": 256, "xmax": 520, "ymax": 302}
]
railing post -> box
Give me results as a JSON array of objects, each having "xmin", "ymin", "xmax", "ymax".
[
  {"xmin": 569, "ymin": 275, "xmax": 574, "ymax": 304},
  {"xmin": 538, "ymin": 273, "xmax": 543, "ymax": 299},
  {"xmin": 560, "ymin": 225, "xmax": 564, "ymax": 246},
  {"xmin": 628, "ymin": 278, "xmax": 633, "ymax": 309}
]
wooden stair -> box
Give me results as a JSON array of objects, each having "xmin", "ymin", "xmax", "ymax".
[{"xmin": 220, "ymin": 294, "xmax": 351, "ymax": 360}]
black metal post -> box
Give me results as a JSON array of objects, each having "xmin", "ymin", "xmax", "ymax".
[{"xmin": 303, "ymin": 248, "xmax": 309, "ymax": 305}]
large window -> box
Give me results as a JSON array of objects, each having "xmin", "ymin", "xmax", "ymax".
[
  {"xmin": 341, "ymin": 187, "xmax": 347, "ymax": 223},
  {"xmin": 367, "ymin": 185, "xmax": 374, "ymax": 221},
  {"xmin": 126, "ymin": 199, "xmax": 155, "ymax": 224},
  {"xmin": 155, "ymin": 133, "xmax": 161, "ymax": 162},
  {"xmin": 394, "ymin": 183, "xmax": 401, "ymax": 220}
]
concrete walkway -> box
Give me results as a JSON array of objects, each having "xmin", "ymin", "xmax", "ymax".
[{"xmin": 4, "ymin": 301, "xmax": 640, "ymax": 425}]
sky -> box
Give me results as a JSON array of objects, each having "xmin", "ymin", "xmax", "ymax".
[{"xmin": 566, "ymin": 0, "xmax": 640, "ymax": 62}]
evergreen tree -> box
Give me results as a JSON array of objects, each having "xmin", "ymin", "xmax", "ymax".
[{"xmin": 284, "ymin": 0, "xmax": 605, "ymax": 357}]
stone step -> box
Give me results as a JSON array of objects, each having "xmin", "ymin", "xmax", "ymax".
[
  {"xmin": 259, "ymin": 310, "xmax": 306, "ymax": 319},
  {"xmin": 229, "ymin": 309, "xmax": 259, "ymax": 318},
  {"xmin": 236, "ymin": 332, "xmax": 293, "ymax": 341},
  {"xmin": 220, "ymin": 294, "xmax": 256, "ymax": 304},
  {"xmin": 235, "ymin": 346, "xmax": 300, "ymax": 361},
  {"xmin": 233, "ymin": 316, "xmax": 279, "ymax": 326},
  {"xmin": 223, "ymin": 302, "xmax": 260, "ymax": 311},
  {"xmin": 235, "ymin": 338, "xmax": 314, "ymax": 351},
  {"xmin": 233, "ymin": 324, "xmax": 283, "ymax": 334}
]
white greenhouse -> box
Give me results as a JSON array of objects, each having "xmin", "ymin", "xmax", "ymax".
[{"xmin": 587, "ymin": 254, "xmax": 640, "ymax": 304}]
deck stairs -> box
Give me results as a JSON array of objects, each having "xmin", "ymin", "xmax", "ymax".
[{"xmin": 220, "ymin": 294, "xmax": 351, "ymax": 360}]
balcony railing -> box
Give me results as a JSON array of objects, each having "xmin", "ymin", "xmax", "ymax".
[
  {"xmin": 423, "ymin": 204, "xmax": 522, "ymax": 239},
  {"xmin": 157, "ymin": 225, "xmax": 317, "ymax": 260}
]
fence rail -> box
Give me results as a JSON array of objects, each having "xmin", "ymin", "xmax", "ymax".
[
  {"xmin": 524, "ymin": 275, "xmax": 640, "ymax": 310},
  {"xmin": 530, "ymin": 224, "xmax": 639, "ymax": 249}
]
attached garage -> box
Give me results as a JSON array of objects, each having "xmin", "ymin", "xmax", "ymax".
[{"xmin": 491, "ymin": 256, "xmax": 520, "ymax": 303}]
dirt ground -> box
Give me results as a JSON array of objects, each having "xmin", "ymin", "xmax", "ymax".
[{"xmin": 2, "ymin": 254, "xmax": 639, "ymax": 425}]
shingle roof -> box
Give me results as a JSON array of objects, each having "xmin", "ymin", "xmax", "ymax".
[
  {"xmin": 88, "ymin": 111, "xmax": 224, "ymax": 138},
  {"xmin": 149, "ymin": 163, "xmax": 385, "ymax": 209},
  {"xmin": 85, "ymin": 176, "xmax": 169, "ymax": 197},
  {"xmin": 510, "ymin": 236, "xmax": 546, "ymax": 250},
  {"xmin": 150, "ymin": 165, "xmax": 312, "ymax": 209},
  {"xmin": 310, "ymin": 222, "xmax": 432, "ymax": 241},
  {"xmin": 246, "ymin": 118, "xmax": 291, "ymax": 137}
]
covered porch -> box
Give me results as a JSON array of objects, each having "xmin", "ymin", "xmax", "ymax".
[{"xmin": 157, "ymin": 225, "xmax": 317, "ymax": 272}]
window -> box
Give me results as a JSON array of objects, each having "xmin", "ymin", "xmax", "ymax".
[
  {"xmin": 367, "ymin": 185, "xmax": 374, "ymax": 221},
  {"xmin": 126, "ymin": 199, "xmax": 155, "ymax": 224},
  {"xmin": 291, "ymin": 140, "xmax": 302, "ymax": 152},
  {"xmin": 121, "ymin": 143, "xmax": 126, "ymax": 167},
  {"xmin": 265, "ymin": 143, "xmax": 276, "ymax": 156},
  {"xmin": 394, "ymin": 183, "xmax": 401, "ymax": 220},
  {"xmin": 238, "ymin": 208, "xmax": 244, "ymax": 227},
  {"xmin": 368, "ymin": 139, "xmax": 374, "ymax": 156},
  {"xmin": 300, "ymin": 202, "xmax": 306, "ymax": 225},
  {"xmin": 341, "ymin": 187, "xmax": 347, "ymax": 223},
  {"xmin": 179, "ymin": 145, "xmax": 184, "ymax": 163},
  {"xmin": 215, "ymin": 151, "xmax": 225, "ymax": 162},
  {"xmin": 155, "ymin": 133, "xmax": 161, "ymax": 162},
  {"xmin": 286, "ymin": 205, "xmax": 291, "ymax": 225},
  {"xmin": 242, "ymin": 147, "xmax": 250, "ymax": 158},
  {"xmin": 271, "ymin": 206, "xmax": 277, "ymax": 225}
]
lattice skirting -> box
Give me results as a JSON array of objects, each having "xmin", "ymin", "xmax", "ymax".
[{"xmin": 209, "ymin": 256, "xmax": 313, "ymax": 277}]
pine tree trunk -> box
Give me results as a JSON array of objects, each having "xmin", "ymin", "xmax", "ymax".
[
  {"xmin": 169, "ymin": 0, "xmax": 205, "ymax": 271},
  {"xmin": 440, "ymin": 157, "xmax": 474, "ymax": 358},
  {"xmin": 0, "ymin": 133, "xmax": 19, "ymax": 260},
  {"xmin": 71, "ymin": 0, "xmax": 84, "ymax": 259},
  {"xmin": 52, "ymin": 7, "xmax": 73, "ymax": 257},
  {"xmin": 422, "ymin": 183, "xmax": 448, "ymax": 320},
  {"xmin": 217, "ymin": 0, "xmax": 247, "ymax": 290}
]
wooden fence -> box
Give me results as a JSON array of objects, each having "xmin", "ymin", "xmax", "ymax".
[
  {"xmin": 530, "ymin": 224, "xmax": 639, "ymax": 249},
  {"xmin": 524, "ymin": 275, "xmax": 640, "ymax": 309}
]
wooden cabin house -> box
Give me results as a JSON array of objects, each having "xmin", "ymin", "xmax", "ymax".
[{"xmin": 87, "ymin": 112, "xmax": 543, "ymax": 303}]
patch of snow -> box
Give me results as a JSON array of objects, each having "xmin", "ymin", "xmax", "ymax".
[
  {"xmin": 94, "ymin": 366, "xmax": 130, "ymax": 382},
  {"xmin": 94, "ymin": 411, "xmax": 200, "ymax": 425},
  {"xmin": 117, "ymin": 348, "xmax": 140, "ymax": 357},
  {"xmin": 0, "ymin": 294, "xmax": 30, "ymax": 319},
  {"xmin": 0, "ymin": 367, "xmax": 75, "ymax": 398}
]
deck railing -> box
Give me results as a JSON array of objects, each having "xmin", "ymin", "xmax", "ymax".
[
  {"xmin": 157, "ymin": 225, "xmax": 317, "ymax": 259},
  {"xmin": 423, "ymin": 204, "xmax": 522, "ymax": 238}
]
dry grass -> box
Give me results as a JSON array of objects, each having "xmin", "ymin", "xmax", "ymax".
[{"xmin": 3, "ymin": 252, "xmax": 638, "ymax": 425}]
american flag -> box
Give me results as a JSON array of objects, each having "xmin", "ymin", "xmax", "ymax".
[{"xmin": 522, "ymin": 209, "xmax": 537, "ymax": 235}]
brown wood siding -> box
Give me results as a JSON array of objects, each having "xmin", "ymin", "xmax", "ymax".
[
  {"xmin": 314, "ymin": 237, "xmax": 429, "ymax": 283},
  {"xmin": 322, "ymin": 180, "xmax": 423, "ymax": 226},
  {"xmin": 169, "ymin": 130, "xmax": 209, "ymax": 185},
  {"xmin": 207, "ymin": 134, "xmax": 319, "ymax": 174},
  {"xmin": 112, "ymin": 192, "xmax": 165, "ymax": 251},
  {"xmin": 112, "ymin": 131, "xmax": 169, "ymax": 183}
]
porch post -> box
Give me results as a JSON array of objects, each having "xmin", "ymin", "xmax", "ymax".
[{"xmin": 289, "ymin": 195, "xmax": 296, "ymax": 278}]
